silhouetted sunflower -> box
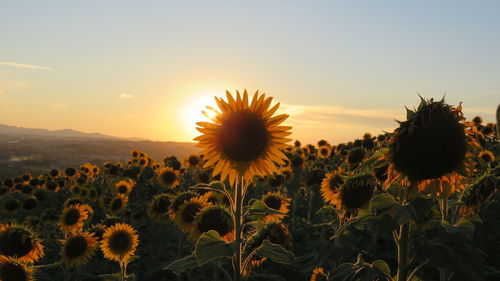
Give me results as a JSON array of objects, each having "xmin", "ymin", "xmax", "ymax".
[
  {"xmin": 158, "ymin": 167, "xmax": 180, "ymax": 188},
  {"xmin": 184, "ymin": 154, "xmax": 201, "ymax": 168},
  {"xmin": 59, "ymin": 204, "xmax": 89, "ymax": 234},
  {"xmin": 320, "ymin": 169, "xmax": 345, "ymax": 205},
  {"xmin": 390, "ymin": 97, "xmax": 466, "ymax": 181},
  {"xmin": 61, "ymin": 232, "xmax": 98, "ymax": 268},
  {"xmin": 261, "ymin": 192, "xmax": 290, "ymax": 222},
  {"xmin": 0, "ymin": 255, "xmax": 34, "ymax": 281},
  {"xmin": 0, "ymin": 224, "xmax": 44, "ymax": 263},
  {"xmin": 338, "ymin": 173, "xmax": 375, "ymax": 214},
  {"xmin": 100, "ymin": 223, "xmax": 138, "ymax": 263},
  {"xmin": 147, "ymin": 194, "xmax": 172, "ymax": 222},
  {"xmin": 174, "ymin": 197, "xmax": 208, "ymax": 233},
  {"xmin": 347, "ymin": 147, "xmax": 366, "ymax": 166},
  {"xmin": 195, "ymin": 205, "xmax": 234, "ymax": 242},
  {"xmin": 195, "ymin": 90, "xmax": 291, "ymax": 186}
]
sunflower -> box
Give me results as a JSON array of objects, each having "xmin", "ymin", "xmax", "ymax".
[
  {"xmin": 310, "ymin": 267, "xmax": 328, "ymax": 281},
  {"xmin": 61, "ymin": 232, "xmax": 98, "ymax": 268},
  {"xmin": 114, "ymin": 179, "xmax": 135, "ymax": 195},
  {"xmin": 0, "ymin": 224, "xmax": 44, "ymax": 263},
  {"xmin": 147, "ymin": 194, "xmax": 172, "ymax": 222},
  {"xmin": 195, "ymin": 90, "xmax": 291, "ymax": 186},
  {"xmin": 479, "ymin": 150, "xmax": 494, "ymax": 163},
  {"xmin": 194, "ymin": 205, "xmax": 235, "ymax": 242},
  {"xmin": 0, "ymin": 255, "xmax": 34, "ymax": 281},
  {"xmin": 170, "ymin": 191, "xmax": 199, "ymax": 214},
  {"xmin": 157, "ymin": 167, "xmax": 180, "ymax": 188},
  {"xmin": 109, "ymin": 194, "xmax": 128, "ymax": 214},
  {"xmin": 4, "ymin": 199, "xmax": 20, "ymax": 214},
  {"xmin": 337, "ymin": 173, "xmax": 375, "ymax": 216},
  {"xmin": 59, "ymin": 204, "xmax": 90, "ymax": 234},
  {"xmin": 390, "ymin": 97, "xmax": 466, "ymax": 182},
  {"xmin": 184, "ymin": 154, "xmax": 201, "ymax": 168},
  {"xmin": 320, "ymin": 169, "xmax": 345, "ymax": 205},
  {"xmin": 261, "ymin": 192, "xmax": 291, "ymax": 222},
  {"xmin": 174, "ymin": 197, "xmax": 208, "ymax": 233},
  {"xmin": 317, "ymin": 145, "xmax": 331, "ymax": 159},
  {"xmin": 100, "ymin": 223, "xmax": 139, "ymax": 263}
]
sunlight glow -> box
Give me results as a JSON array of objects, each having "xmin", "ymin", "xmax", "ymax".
[{"xmin": 181, "ymin": 93, "xmax": 218, "ymax": 141}]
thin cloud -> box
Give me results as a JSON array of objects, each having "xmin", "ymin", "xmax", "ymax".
[
  {"xmin": 120, "ymin": 93, "xmax": 134, "ymax": 99},
  {"xmin": 46, "ymin": 103, "xmax": 67, "ymax": 110},
  {"xmin": 0, "ymin": 62, "xmax": 54, "ymax": 71}
]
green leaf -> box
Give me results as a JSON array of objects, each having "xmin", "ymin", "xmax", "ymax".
[
  {"xmin": 163, "ymin": 255, "xmax": 198, "ymax": 275},
  {"xmin": 194, "ymin": 230, "xmax": 233, "ymax": 266},
  {"xmin": 370, "ymin": 193, "xmax": 399, "ymax": 213},
  {"xmin": 371, "ymin": 260, "xmax": 391, "ymax": 277},
  {"xmin": 255, "ymin": 240, "xmax": 295, "ymax": 265},
  {"xmin": 248, "ymin": 200, "xmax": 285, "ymax": 217}
]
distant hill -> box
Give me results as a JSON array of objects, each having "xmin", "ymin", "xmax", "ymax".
[{"xmin": 0, "ymin": 124, "xmax": 199, "ymax": 178}]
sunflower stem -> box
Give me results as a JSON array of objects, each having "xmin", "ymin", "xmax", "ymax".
[
  {"xmin": 233, "ymin": 178, "xmax": 244, "ymax": 281},
  {"xmin": 396, "ymin": 222, "xmax": 410, "ymax": 281}
]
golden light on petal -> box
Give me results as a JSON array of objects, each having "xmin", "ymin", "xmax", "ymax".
[{"xmin": 195, "ymin": 90, "xmax": 291, "ymax": 186}]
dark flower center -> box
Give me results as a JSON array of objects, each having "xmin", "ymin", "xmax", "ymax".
[
  {"xmin": 217, "ymin": 111, "xmax": 269, "ymax": 161},
  {"xmin": 117, "ymin": 185, "xmax": 128, "ymax": 194},
  {"xmin": 65, "ymin": 236, "xmax": 88, "ymax": 258},
  {"xmin": 111, "ymin": 198, "xmax": 123, "ymax": 211},
  {"xmin": 0, "ymin": 262, "xmax": 28, "ymax": 281},
  {"xmin": 64, "ymin": 209, "xmax": 81, "ymax": 225},
  {"xmin": 197, "ymin": 208, "xmax": 233, "ymax": 236},
  {"xmin": 152, "ymin": 196, "xmax": 171, "ymax": 213},
  {"xmin": 264, "ymin": 196, "xmax": 282, "ymax": 210},
  {"xmin": 161, "ymin": 171, "xmax": 176, "ymax": 184},
  {"xmin": 182, "ymin": 203, "xmax": 202, "ymax": 223},
  {"xmin": 0, "ymin": 229, "xmax": 34, "ymax": 258},
  {"xmin": 109, "ymin": 231, "xmax": 131, "ymax": 253}
]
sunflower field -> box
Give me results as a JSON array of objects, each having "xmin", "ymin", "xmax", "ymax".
[{"xmin": 0, "ymin": 91, "xmax": 499, "ymax": 281}]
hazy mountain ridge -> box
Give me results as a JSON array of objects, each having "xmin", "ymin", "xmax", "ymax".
[{"xmin": 0, "ymin": 124, "xmax": 199, "ymax": 178}]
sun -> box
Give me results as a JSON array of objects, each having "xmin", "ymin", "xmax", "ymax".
[{"xmin": 181, "ymin": 93, "xmax": 218, "ymax": 139}]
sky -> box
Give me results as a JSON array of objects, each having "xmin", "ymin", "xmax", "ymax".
[{"xmin": 1, "ymin": 1, "xmax": 499, "ymax": 144}]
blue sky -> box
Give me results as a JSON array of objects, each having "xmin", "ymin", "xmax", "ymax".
[{"xmin": 0, "ymin": 1, "xmax": 498, "ymax": 143}]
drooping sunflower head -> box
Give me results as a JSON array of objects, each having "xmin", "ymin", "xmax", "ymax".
[
  {"xmin": 310, "ymin": 267, "xmax": 328, "ymax": 281},
  {"xmin": 0, "ymin": 224, "xmax": 44, "ymax": 263},
  {"xmin": 100, "ymin": 223, "xmax": 139, "ymax": 263},
  {"xmin": 317, "ymin": 145, "xmax": 331, "ymax": 159},
  {"xmin": 157, "ymin": 167, "xmax": 180, "ymax": 188},
  {"xmin": 147, "ymin": 193, "xmax": 172, "ymax": 222},
  {"xmin": 195, "ymin": 205, "xmax": 235, "ymax": 242},
  {"xmin": 114, "ymin": 179, "xmax": 135, "ymax": 195},
  {"xmin": 174, "ymin": 197, "xmax": 208, "ymax": 234},
  {"xmin": 195, "ymin": 90, "xmax": 291, "ymax": 186},
  {"xmin": 338, "ymin": 173, "xmax": 375, "ymax": 212},
  {"xmin": 320, "ymin": 169, "xmax": 345, "ymax": 205},
  {"xmin": 59, "ymin": 204, "xmax": 89, "ymax": 234},
  {"xmin": 261, "ymin": 192, "xmax": 291, "ymax": 222},
  {"xmin": 347, "ymin": 147, "xmax": 366, "ymax": 166},
  {"xmin": 60, "ymin": 231, "xmax": 98, "ymax": 268},
  {"xmin": 390, "ymin": 97, "xmax": 467, "ymax": 181},
  {"xmin": 0, "ymin": 255, "xmax": 34, "ymax": 281}
]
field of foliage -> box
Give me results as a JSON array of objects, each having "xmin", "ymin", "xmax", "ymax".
[{"xmin": 0, "ymin": 92, "xmax": 498, "ymax": 281}]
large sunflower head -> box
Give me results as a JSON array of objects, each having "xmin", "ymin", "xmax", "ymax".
[
  {"xmin": 100, "ymin": 223, "xmax": 139, "ymax": 263},
  {"xmin": 195, "ymin": 205, "xmax": 235, "ymax": 242},
  {"xmin": 147, "ymin": 193, "xmax": 172, "ymax": 222},
  {"xmin": 174, "ymin": 197, "xmax": 209, "ymax": 234},
  {"xmin": 0, "ymin": 224, "xmax": 44, "ymax": 263},
  {"xmin": 0, "ymin": 255, "xmax": 34, "ymax": 281},
  {"xmin": 261, "ymin": 192, "xmax": 291, "ymax": 222},
  {"xmin": 320, "ymin": 169, "xmax": 345, "ymax": 205},
  {"xmin": 195, "ymin": 90, "xmax": 291, "ymax": 186},
  {"xmin": 60, "ymin": 232, "xmax": 98, "ymax": 268},
  {"xmin": 157, "ymin": 167, "xmax": 180, "ymax": 188},
  {"xmin": 390, "ymin": 97, "xmax": 467, "ymax": 181},
  {"xmin": 59, "ymin": 204, "xmax": 90, "ymax": 234}
]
